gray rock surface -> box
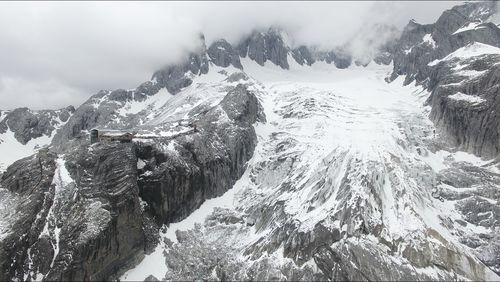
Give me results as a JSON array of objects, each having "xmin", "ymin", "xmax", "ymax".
[
  {"xmin": 207, "ymin": 39, "xmax": 243, "ymax": 69},
  {"xmin": 152, "ymin": 34, "xmax": 209, "ymax": 94},
  {"xmin": 0, "ymin": 106, "xmax": 74, "ymax": 144},
  {"xmin": 315, "ymin": 48, "xmax": 353, "ymax": 69},
  {"xmin": 238, "ymin": 27, "xmax": 290, "ymax": 69},
  {"xmin": 291, "ymin": 46, "xmax": 315, "ymax": 66}
]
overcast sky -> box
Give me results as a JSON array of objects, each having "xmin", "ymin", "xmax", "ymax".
[{"xmin": 0, "ymin": 1, "xmax": 461, "ymax": 110}]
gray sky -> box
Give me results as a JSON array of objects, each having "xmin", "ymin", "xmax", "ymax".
[{"xmin": 0, "ymin": 1, "xmax": 461, "ymax": 110}]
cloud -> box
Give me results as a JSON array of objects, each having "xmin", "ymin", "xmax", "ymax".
[{"xmin": 0, "ymin": 1, "xmax": 461, "ymax": 110}]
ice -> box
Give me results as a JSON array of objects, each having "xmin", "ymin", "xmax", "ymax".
[{"xmin": 122, "ymin": 56, "xmax": 499, "ymax": 279}]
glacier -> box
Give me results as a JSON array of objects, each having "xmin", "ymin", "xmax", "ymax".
[{"xmin": 121, "ymin": 58, "xmax": 499, "ymax": 281}]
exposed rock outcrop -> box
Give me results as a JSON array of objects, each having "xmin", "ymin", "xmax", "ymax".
[
  {"xmin": 152, "ymin": 34, "xmax": 210, "ymax": 94},
  {"xmin": 0, "ymin": 144, "xmax": 150, "ymax": 281},
  {"xmin": 208, "ymin": 39, "xmax": 243, "ymax": 69},
  {"xmin": 426, "ymin": 48, "xmax": 500, "ymax": 157},
  {"xmin": 389, "ymin": 1, "xmax": 500, "ymax": 158},
  {"xmin": 0, "ymin": 106, "xmax": 74, "ymax": 144},
  {"xmin": 237, "ymin": 28, "xmax": 290, "ymax": 69},
  {"xmin": 136, "ymin": 85, "xmax": 264, "ymax": 224}
]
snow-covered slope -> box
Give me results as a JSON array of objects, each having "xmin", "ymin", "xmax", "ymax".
[
  {"xmin": 0, "ymin": 107, "xmax": 74, "ymax": 172},
  {"xmin": 121, "ymin": 60, "xmax": 499, "ymax": 281}
]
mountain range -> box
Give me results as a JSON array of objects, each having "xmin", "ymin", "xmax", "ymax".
[{"xmin": 0, "ymin": 1, "xmax": 499, "ymax": 281}]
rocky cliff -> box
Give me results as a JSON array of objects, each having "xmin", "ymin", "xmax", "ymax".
[
  {"xmin": 0, "ymin": 71, "xmax": 265, "ymax": 280},
  {"xmin": 0, "ymin": 106, "xmax": 74, "ymax": 145},
  {"xmin": 389, "ymin": 1, "xmax": 500, "ymax": 158}
]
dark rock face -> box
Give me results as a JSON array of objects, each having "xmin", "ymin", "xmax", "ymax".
[
  {"xmin": 152, "ymin": 35, "xmax": 209, "ymax": 94},
  {"xmin": 0, "ymin": 106, "xmax": 75, "ymax": 144},
  {"xmin": 152, "ymin": 50, "xmax": 209, "ymax": 94},
  {"xmin": 426, "ymin": 52, "xmax": 500, "ymax": 158},
  {"xmin": 207, "ymin": 39, "xmax": 243, "ymax": 69},
  {"xmin": 390, "ymin": 1, "xmax": 499, "ymax": 85},
  {"xmin": 136, "ymin": 85, "xmax": 265, "ymax": 224},
  {"xmin": 0, "ymin": 151, "xmax": 57, "ymax": 281},
  {"xmin": 0, "ymin": 144, "xmax": 149, "ymax": 281},
  {"xmin": 291, "ymin": 46, "xmax": 315, "ymax": 66},
  {"xmin": 238, "ymin": 28, "xmax": 290, "ymax": 69}
]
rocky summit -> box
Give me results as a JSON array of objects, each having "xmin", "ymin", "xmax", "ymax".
[{"xmin": 0, "ymin": 1, "xmax": 500, "ymax": 281}]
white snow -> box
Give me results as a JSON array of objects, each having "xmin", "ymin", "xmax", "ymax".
[
  {"xmin": 428, "ymin": 42, "xmax": 500, "ymax": 66},
  {"xmin": 452, "ymin": 22, "xmax": 486, "ymax": 35},
  {"xmin": 422, "ymin": 34, "xmax": 436, "ymax": 48},
  {"xmin": 448, "ymin": 92, "xmax": 486, "ymax": 105},
  {"xmin": 0, "ymin": 130, "xmax": 52, "ymax": 172}
]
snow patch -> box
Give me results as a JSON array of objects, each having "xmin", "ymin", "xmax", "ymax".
[
  {"xmin": 447, "ymin": 92, "xmax": 486, "ymax": 105},
  {"xmin": 428, "ymin": 42, "xmax": 500, "ymax": 66},
  {"xmin": 117, "ymin": 88, "xmax": 174, "ymax": 117},
  {"xmin": 452, "ymin": 22, "xmax": 486, "ymax": 35},
  {"xmin": 422, "ymin": 34, "xmax": 436, "ymax": 48},
  {"xmin": 137, "ymin": 159, "xmax": 146, "ymax": 169},
  {"xmin": 0, "ymin": 130, "xmax": 52, "ymax": 172}
]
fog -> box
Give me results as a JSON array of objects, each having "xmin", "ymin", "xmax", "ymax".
[{"xmin": 0, "ymin": 1, "xmax": 460, "ymax": 110}]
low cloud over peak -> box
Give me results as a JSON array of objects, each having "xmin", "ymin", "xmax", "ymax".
[{"xmin": 0, "ymin": 1, "xmax": 460, "ymax": 110}]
